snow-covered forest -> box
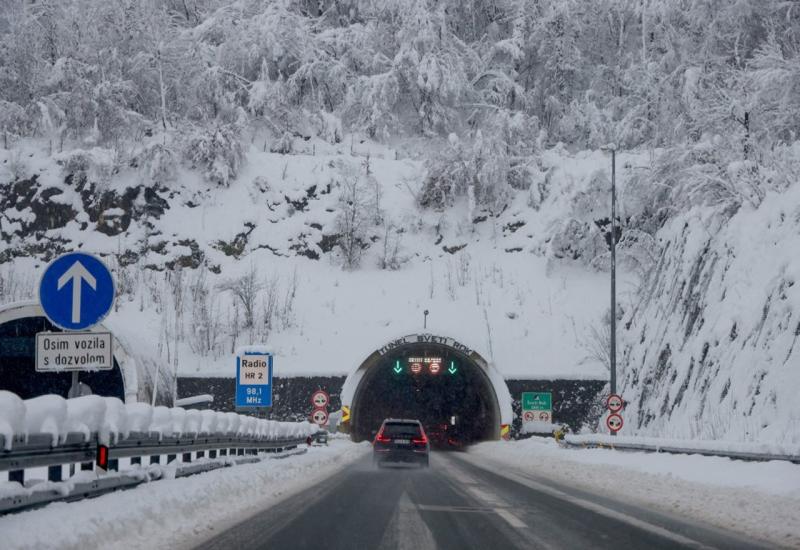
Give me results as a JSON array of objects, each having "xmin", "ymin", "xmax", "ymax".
[
  {"xmin": 2, "ymin": 0, "xmax": 799, "ymax": 192},
  {"xmin": 1, "ymin": 0, "xmax": 800, "ymax": 442}
]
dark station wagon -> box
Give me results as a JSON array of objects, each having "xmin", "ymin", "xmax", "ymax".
[{"xmin": 373, "ymin": 418, "xmax": 430, "ymax": 468}]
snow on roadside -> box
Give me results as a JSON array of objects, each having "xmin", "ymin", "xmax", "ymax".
[
  {"xmin": 565, "ymin": 433, "xmax": 800, "ymax": 457},
  {"xmin": 469, "ymin": 438, "xmax": 800, "ymax": 548},
  {"xmin": 0, "ymin": 391, "xmax": 316, "ymax": 447},
  {"xmin": 0, "ymin": 440, "xmax": 370, "ymax": 550}
]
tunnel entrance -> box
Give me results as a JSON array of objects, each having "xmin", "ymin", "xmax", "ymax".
[{"xmin": 349, "ymin": 337, "xmax": 501, "ymax": 446}]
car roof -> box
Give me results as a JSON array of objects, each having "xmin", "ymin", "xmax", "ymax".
[{"xmin": 382, "ymin": 418, "xmax": 421, "ymax": 424}]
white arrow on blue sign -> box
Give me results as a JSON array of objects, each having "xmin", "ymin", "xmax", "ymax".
[{"xmin": 39, "ymin": 252, "xmax": 115, "ymax": 331}]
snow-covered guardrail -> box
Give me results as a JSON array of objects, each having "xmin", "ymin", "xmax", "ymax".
[
  {"xmin": 561, "ymin": 434, "xmax": 800, "ymax": 464},
  {"xmin": 0, "ymin": 391, "xmax": 317, "ymax": 514}
]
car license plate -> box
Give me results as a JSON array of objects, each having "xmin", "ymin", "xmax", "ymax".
[{"xmin": 395, "ymin": 439, "xmax": 410, "ymax": 445}]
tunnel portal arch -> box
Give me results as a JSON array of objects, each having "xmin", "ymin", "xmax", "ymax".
[
  {"xmin": 0, "ymin": 301, "xmax": 138, "ymax": 403},
  {"xmin": 341, "ymin": 334, "xmax": 512, "ymax": 443}
]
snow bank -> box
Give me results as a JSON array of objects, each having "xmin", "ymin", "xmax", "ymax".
[
  {"xmin": 469, "ymin": 438, "xmax": 800, "ymax": 547},
  {"xmin": 0, "ymin": 391, "xmax": 25, "ymax": 450},
  {"xmin": 23, "ymin": 395, "xmax": 67, "ymax": 446},
  {"xmin": 0, "ymin": 440, "xmax": 369, "ymax": 550},
  {"xmin": 566, "ymin": 433, "xmax": 800, "ymax": 457},
  {"xmin": 0, "ymin": 392, "xmax": 316, "ymax": 449}
]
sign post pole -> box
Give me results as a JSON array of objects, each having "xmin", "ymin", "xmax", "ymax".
[{"xmin": 68, "ymin": 372, "xmax": 79, "ymax": 399}]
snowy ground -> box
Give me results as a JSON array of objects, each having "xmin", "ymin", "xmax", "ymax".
[
  {"xmin": 0, "ymin": 439, "xmax": 370, "ymax": 550},
  {"xmin": 468, "ymin": 438, "xmax": 800, "ymax": 548}
]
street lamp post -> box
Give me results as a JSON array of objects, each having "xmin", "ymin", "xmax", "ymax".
[{"xmin": 605, "ymin": 144, "xmax": 618, "ymax": 435}]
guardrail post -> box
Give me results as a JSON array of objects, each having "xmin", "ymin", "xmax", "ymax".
[
  {"xmin": 182, "ymin": 452, "xmax": 192, "ymax": 463},
  {"xmin": 48, "ymin": 465, "xmax": 62, "ymax": 482},
  {"xmin": 9, "ymin": 469, "xmax": 24, "ymax": 484}
]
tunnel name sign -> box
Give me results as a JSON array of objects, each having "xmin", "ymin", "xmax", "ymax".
[
  {"xmin": 377, "ymin": 334, "xmax": 473, "ymax": 356},
  {"xmin": 235, "ymin": 350, "xmax": 273, "ymax": 407},
  {"xmin": 35, "ymin": 332, "xmax": 113, "ymax": 371}
]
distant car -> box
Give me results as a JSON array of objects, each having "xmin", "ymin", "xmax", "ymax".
[{"xmin": 372, "ymin": 419, "xmax": 430, "ymax": 467}]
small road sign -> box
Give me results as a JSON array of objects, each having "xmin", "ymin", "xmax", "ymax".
[
  {"xmin": 36, "ymin": 332, "xmax": 113, "ymax": 371},
  {"xmin": 39, "ymin": 252, "xmax": 115, "ymax": 331},
  {"xmin": 311, "ymin": 409, "xmax": 328, "ymax": 425},
  {"xmin": 607, "ymin": 394, "xmax": 624, "ymax": 412},
  {"xmin": 607, "ymin": 413, "xmax": 623, "ymax": 433},
  {"xmin": 522, "ymin": 391, "xmax": 553, "ymax": 432},
  {"xmin": 522, "ymin": 392, "xmax": 552, "ymax": 411},
  {"xmin": 340, "ymin": 406, "xmax": 351, "ymax": 423},
  {"xmin": 311, "ymin": 390, "xmax": 330, "ymax": 409},
  {"xmin": 235, "ymin": 350, "xmax": 273, "ymax": 408}
]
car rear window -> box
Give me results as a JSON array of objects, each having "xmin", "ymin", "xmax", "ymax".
[{"xmin": 383, "ymin": 423, "xmax": 422, "ymax": 437}]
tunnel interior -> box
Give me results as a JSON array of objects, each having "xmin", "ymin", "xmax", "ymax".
[{"xmin": 351, "ymin": 343, "xmax": 499, "ymax": 446}]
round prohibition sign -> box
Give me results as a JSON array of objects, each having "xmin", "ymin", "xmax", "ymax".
[
  {"xmin": 522, "ymin": 411, "xmax": 535, "ymax": 422},
  {"xmin": 311, "ymin": 409, "xmax": 329, "ymax": 425},
  {"xmin": 606, "ymin": 394, "xmax": 624, "ymax": 413},
  {"xmin": 311, "ymin": 390, "xmax": 330, "ymax": 409},
  {"xmin": 606, "ymin": 413, "xmax": 623, "ymax": 433}
]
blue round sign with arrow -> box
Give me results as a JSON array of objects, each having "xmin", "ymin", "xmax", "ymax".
[{"xmin": 39, "ymin": 252, "xmax": 115, "ymax": 331}]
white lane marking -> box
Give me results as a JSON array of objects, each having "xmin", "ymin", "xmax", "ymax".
[
  {"xmin": 495, "ymin": 508, "xmax": 527, "ymax": 529},
  {"xmin": 418, "ymin": 504, "xmax": 493, "ymax": 512},
  {"xmin": 442, "ymin": 455, "xmax": 528, "ymax": 531},
  {"xmin": 457, "ymin": 456, "xmax": 716, "ymax": 550},
  {"xmin": 466, "ymin": 486, "xmax": 503, "ymax": 507},
  {"xmin": 378, "ymin": 491, "xmax": 437, "ymax": 550}
]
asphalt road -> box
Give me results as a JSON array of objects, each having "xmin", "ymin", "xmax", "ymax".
[{"xmin": 197, "ymin": 451, "xmax": 773, "ymax": 550}]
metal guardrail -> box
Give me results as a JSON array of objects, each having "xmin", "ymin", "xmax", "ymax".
[
  {"xmin": 0, "ymin": 430, "xmax": 315, "ymax": 515},
  {"xmin": 560, "ymin": 437, "xmax": 800, "ymax": 464}
]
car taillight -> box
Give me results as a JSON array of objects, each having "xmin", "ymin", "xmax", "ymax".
[
  {"xmin": 412, "ymin": 433, "xmax": 428, "ymax": 445},
  {"xmin": 375, "ymin": 432, "xmax": 391, "ymax": 443}
]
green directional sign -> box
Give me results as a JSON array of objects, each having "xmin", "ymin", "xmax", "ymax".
[{"xmin": 522, "ymin": 392, "xmax": 552, "ymax": 411}]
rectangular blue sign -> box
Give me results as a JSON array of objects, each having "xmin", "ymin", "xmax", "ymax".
[{"xmin": 235, "ymin": 351, "xmax": 273, "ymax": 408}]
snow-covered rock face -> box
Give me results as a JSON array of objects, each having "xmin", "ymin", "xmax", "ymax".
[
  {"xmin": 0, "ymin": 142, "xmax": 622, "ymax": 387},
  {"xmin": 620, "ymin": 185, "xmax": 800, "ymax": 444}
]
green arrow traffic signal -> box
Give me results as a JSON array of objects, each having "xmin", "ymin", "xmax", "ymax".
[
  {"xmin": 393, "ymin": 360, "xmax": 403, "ymax": 374},
  {"xmin": 448, "ymin": 361, "xmax": 457, "ymax": 375}
]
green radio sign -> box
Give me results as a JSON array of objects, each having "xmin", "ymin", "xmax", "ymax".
[{"xmin": 522, "ymin": 392, "xmax": 552, "ymax": 411}]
